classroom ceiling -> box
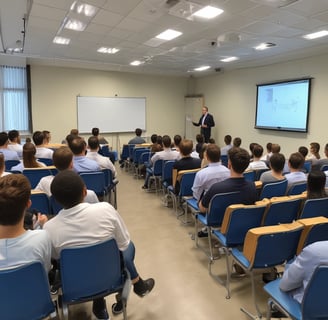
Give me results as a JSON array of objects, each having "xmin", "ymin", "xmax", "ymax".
[{"xmin": 1, "ymin": 0, "xmax": 328, "ymax": 77}]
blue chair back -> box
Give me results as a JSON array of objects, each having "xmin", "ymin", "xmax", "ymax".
[
  {"xmin": 5, "ymin": 160, "xmax": 20, "ymax": 171},
  {"xmin": 121, "ymin": 144, "xmax": 130, "ymax": 161},
  {"xmin": 128, "ymin": 144, "xmax": 136, "ymax": 161},
  {"xmin": 179, "ymin": 171, "xmax": 197, "ymax": 197},
  {"xmin": 140, "ymin": 151, "xmax": 151, "ymax": 166},
  {"xmin": 254, "ymin": 168, "xmax": 270, "ymax": 181},
  {"xmin": 162, "ymin": 160, "xmax": 175, "ymax": 188},
  {"xmin": 244, "ymin": 170, "xmax": 255, "ymax": 182},
  {"xmin": 133, "ymin": 148, "xmax": 148, "ymax": 166},
  {"xmin": 263, "ymin": 197, "xmax": 302, "ymax": 226},
  {"xmin": 206, "ymin": 192, "xmax": 241, "ymax": 227},
  {"xmin": 301, "ymin": 223, "xmax": 328, "ymax": 250},
  {"xmin": 302, "ymin": 264, "xmax": 328, "ymax": 319},
  {"xmin": 221, "ymin": 155, "xmax": 228, "ymax": 167},
  {"xmin": 37, "ymin": 158, "xmax": 53, "ymax": 166},
  {"xmin": 300, "ymin": 197, "xmax": 328, "ymax": 219},
  {"xmin": 30, "ymin": 192, "xmax": 51, "ymax": 215},
  {"xmin": 320, "ymin": 164, "xmax": 328, "ymax": 172},
  {"xmin": 60, "ymin": 238, "xmax": 125, "ymax": 303},
  {"xmin": 23, "ymin": 168, "xmax": 53, "ymax": 189},
  {"xmin": 259, "ymin": 179, "xmax": 288, "ymax": 200},
  {"xmin": 50, "ymin": 195, "xmax": 63, "ymax": 215},
  {"xmin": 303, "ymin": 160, "xmax": 312, "ymax": 173},
  {"xmin": 0, "ymin": 261, "xmax": 56, "ymax": 320},
  {"xmin": 152, "ymin": 159, "xmax": 164, "ymax": 176},
  {"xmin": 100, "ymin": 145, "xmax": 116, "ymax": 163},
  {"xmin": 287, "ymin": 182, "xmax": 307, "ymax": 196},
  {"xmin": 79, "ymin": 171, "xmax": 106, "ymax": 197}
]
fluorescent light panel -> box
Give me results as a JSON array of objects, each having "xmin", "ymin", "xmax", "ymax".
[
  {"xmin": 221, "ymin": 56, "xmax": 238, "ymax": 62},
  {"xmin": 97, "ymin": 47, "xmax": 120, "ymax": 54},
  {"xmin": 255, "ymin": 42, "xmax": 276, "ymax": 50},
  {"xmin": 156, "ymin": 29, "xmax": 182, "ymax": 41},
  {"xmin": 194, "ymin": 66, "xmax": 210, "ymax": 71},
  {"xmin": 64, "ymin": 18, "xmax": 87, "ymax": 31},
  {"xmin": 193, "ymin": 6, "xmax": 224, "ymax": 19},
  {"xmin": 70, "ymin": 1, "xmax": 98, "ymax": 17},
  {"xmin": 303, "ymin": 30, "xmax": 328, "ymax": 40},
  {"xmin": 130, "ymin": 60, "xmax": 143, "ymax": 66},
  {"xmin": 53, "ymin": 36, "xmax": 70, "ymax": 45}
]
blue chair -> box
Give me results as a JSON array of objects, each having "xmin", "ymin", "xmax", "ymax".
[
  {"xmin": 30, "ymin": 191, "xmax": 51, "ymax": 215},
  {"xmin": 133, "ymin": 148, "xmax": 148, "ymax": 178},
  {"xmin": 147, "ymin": 159, "xmax": 164, "ymax": 193},
  {"xmin": 286, "ymin": 181, "xmax": 307, "ymax": 196},
  {"xmin": 59, "ymin": 238, "xmax": 131, "ymax": 320},
  {"xmin": 299, "ymin": 197, "xmax": 328, "ymax": 219},
  {"xmin": 79, "ymin": 171, "xmax": 107, "ymax": 200},
  {"xmin": 100, "ymin": 145, "xmax": 116, "ymax": 163},
  {"xmin": 37, "ymin": 158, "xmax": 53, "ymax": 166},
  {"xmin": 0, "ymin": 261, "xmax": 58, "ymax": 320},
  {"xmin": 221, "ymin": 155, "xmax": 228, "ymax": 167},
  {"xmin": 50, "ymin": 195, "xmax": 62, "ymax": 215},
  {"xmin": 102, "ymin": 168, "xmax": 119, "ymax": 209},
  {"xmin": 231, "ymin": 223, "xmax": 303, "ymax": 318},
  {"xmin": 264, "ymin": 264, "xmax": 328, "ymax": 320},
  {"xmin": 244, "ymin": 170, "xmax": 255, "ymax": 182},
  {"xmin": 212, "ymin": 202, "xmax": 268, "ymax": 298},
  {"xmin": 5, "ymin": 159, "xmax": 20, "ymax": 171},
  {"xmin": 303, "ymin": 160, "xmax": 312, "ymax": 173},
  {"xmin": 161, "ymin": 160, "xmax": 176, "ymax": 205},
  {"xmin": 195, "ymin": 191, "xmax": 241, "ymax": 263},
  {"xmin": 120, "ymin": 144, "xmax": 130, "ymax": 169},
  {"xmin": 23, "ymin": 168, "xmax": 53, "ymax": 189},
  {"xmin": 320, "ymin": 164, "xmax": 328, "ymax": 172},
  {"xmin": 254, "ymin": 168, "xmax": 270, "ymax": 181},
  {"xmin": 259, "ymin": 179, "xmax": 288, "ymax": 200}
]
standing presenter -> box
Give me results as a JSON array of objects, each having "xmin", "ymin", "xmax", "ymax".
[{"xmin": 192, "ymin": 106, "xmax": 215, "ymax": 143}]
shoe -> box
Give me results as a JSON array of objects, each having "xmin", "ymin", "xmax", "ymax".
[
  {"xmin": 198, "ymin": 230, "xmax": 208, "ymax": 238},
  {"xmin": 92, "ymin": 298, "xmax": 109, "ymax": 320},
  {"xmin": 271, "ymin": 306, "xmax": 288, "ymax": 318},
  {"xmin": 231, "ymin": 263, "xmax": 246, "ymax": 278},
  {"xmin": 111, "ymin": 294, "xmax": 123, "ymax": 316},
  {"xmin": 142, "ymin": 185, "xmax": 148, "ymax": 189},
  {"xmin": 262, "ymin": 267, "xmax": 278, "ymax": 283},
  {"xmin": 133, "ymin": 278, "xmax": 155, "ymax": 297}
]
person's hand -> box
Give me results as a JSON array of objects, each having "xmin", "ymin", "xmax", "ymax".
[
  {"xmin": 37, "ymin": 213, "xmax": 49, "ymax": 227},
  {"xmin": 202, "ymin": 124, "xmax": 207, "ymax": 128}
]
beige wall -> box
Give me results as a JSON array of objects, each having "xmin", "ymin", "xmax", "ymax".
[
  {"xmin": 30, "ymin": 65, "xmax": 187, "ymax": 147},
  {"xmin": 195, "ymin": 53, "xmax": 328, "ymax": 157}
]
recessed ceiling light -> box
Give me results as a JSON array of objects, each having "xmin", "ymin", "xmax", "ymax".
[
  {"xmin": 193, "ymin": 6, "xmax": 224, "ymax": 19},
  {"xmin": 255, "ymin": 42, "xmax": 276, "ymax": 50},
  {"xmin": 64, "ymin": 18, "xmax": 87, "ymax": 31},
  {"xmin": 70, "ymin": 1, "xmax": 98, "ymax": 17},
  {"xmin": 303, "ymin": 30, "xmax": 328, "ymax": 40},
  {"xmin": 53, "ymin": 36, "xmax": 70, "ymax": 45},
  {"xmin": 97, "ymin": 47, "xmax": 120, "ymax": 54},
  {"xmin": 130, "ymin": 60, "xmax": 144, "ymax": 66},
  {"xmin": 156, "ymin": 29, "xmax": 182, "ymax": 41},
  {"xmin": 194, "ymin": 66, "xmax": 211, "ymax": 71},
  {"xmin": 220, "ymin": 57, "xmax": 239, "ymax": 62}
]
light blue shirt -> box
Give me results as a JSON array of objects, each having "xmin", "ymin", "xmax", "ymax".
[
  {"xmin": 73, "ymin": 156, "xmax": 100, "ymax": 172},
  {"xmin": 280, "ymin": 241, "xmax": 328, "ymax": 303},
  {"xmin": 0, "ymin": 149, "xmax": 19, "ymax": 161},
  {"xmin": 192, "ymin": 162, "xmax": 230, "ymax": 201},
  {"xmin": 284, "ymin": 171, "xmax": 307, "ymax": 187}
]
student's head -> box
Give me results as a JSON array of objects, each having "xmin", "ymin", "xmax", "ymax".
[
  {"xmin": 266, "ymin": 142, "xmax": 272, "ymax": 152},
  {"xmin": 205, "ymin": 144, "xmax": 221, "ymax": 163},
  {"xmin": 271, "ymin": 143, "xmax": 281, "ymax": 153},
  {"xmin": 69, "ymin": 137, "xmax": 87, "ymax": 155},
  {"xmin": 51, "ymin": 170, "xmax": 86, "ymax": 209},
  {"xmin": 156, "ymin": 135, "xmax": 163, "ymax": 146},
  {"xmin": 233, "ymin": 137, "xmax": 241, "ymax": 147},
  {"xmin": 208, "ymin": 138, "xmax": 215, "ymax": 144},
  {"xmin": 135, "ymin": 128, "xmax": 142, "ymax": 137},
  {"xmin": 252, "ymin": 144, "xmax": 264, "ymax": 158},
  {"xmin": 196, "ymin": 134, "xmax": 204, "ymax": 144},
  {"xmin": 249, "ymin": 143, "xmax": 258, "ymax": 157},
  {"xmin": 91, "ymin": 127, "xmax": 99, "ymax": 136},
  {"xmin": 307, "ymin": 170, "xmax": 327, "ymax": 199},
  {"xmin": 298, "ymin": 146, "xmax": 308, "ymax": 158},
  {"xmin": 88, "ymin": 136, "xmax": 100, "ymax": 151},
  {"xmin": 224, "ymin": 135, "xmax": 232, "ymax": 145},
  {"xmin": 288, "ymin": 152, "xmax": 305, "ymax": 170},
  {"xmin": 70, "ymin": 128, "xmax": 79, "ymax": 136},
  {"xmin": 8, "ymin": 130, "xmax": 20, "ymax": 143},
  {"xmin": 65, "ymin": 134, "xmax": 76, "ymax": 148},
  {"xmin": 0, "ymin": 174, "xmax": 31, "ymax": 225},
  {"xmin": 53, "ymin": 146, "xmax": 73, "ymax": 171},
  {"xmin": 162, "ymin": 135, "xmax": 171, "ymax": 148},
  {"xmin": 23, "ymin": 142, "xmax": 37, "ymax": 165},
  {"xmin": 173, "ymin": 134, "xmax": 182, "ymax": 147},
  {"xmin": 150, "ymin": 134, "xmax": 158, "ymax": 144},
  {"xmin": 43, "ymin": 130, "xmax": 51, "ymax": 144},
  {"xmin": 0, "ymin": 132, "xmax": 9, "ymax": 147},
  {"xmin": 179, "ymin": 139, "xmax": 193, "ymax": 156},
  {"xmin": 310, "ymin": 142, "xmax": 320, "ymax": 155},
  {"xmin": 269, "ymin": 153, "xmax": 285, "ymax": 173},
  {"xmin": 32, "ymin": 131, "xmax": 45, "ymax": 146},
  {"xmin": 228, "ymin": 147, "xmax": 250, "ymax": 173}
]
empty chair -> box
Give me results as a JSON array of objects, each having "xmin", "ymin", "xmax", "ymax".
[
  {"xmin": 264, "ymin": 264, "xmax": 328, "ymax": 320},
  {"xmin": 102, "ymin": 168, "xmax": 119, "ymax": 209},
  {"xmin": 100, "ymin": 145, "xmax": 116, "ymax": 163},
  {"xmin": 59, "ymin": 238, "xmax": 130, "ymax": 320},
  {"xmin": 299, "ymin": 197, "xmax": 328, "ymax": 219},
  {"xmin": 259, "ymin": 179, "xmax": 288, "ymax": 200},
  {"xmin": 0, "ymin": 261, "xmax": 57, "ymax": 320},
  {"xmin": 147, "ymin": 159, "xmax": 164, "ymax": 193},
  {"xmin": 132, "ymin": 148, "xmax": 148, "ymax": 178},
  {"xmin": 23, "ymin": 168, "xmax": 53, "ymax": 189},
  {"xmin": 286, "ymin": 181, "xmax": 307, "ymax": 196}
]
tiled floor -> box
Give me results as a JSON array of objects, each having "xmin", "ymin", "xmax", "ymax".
[{"xmin": 65, "ymin": 166, "xmax": 278, "ymax": 320}]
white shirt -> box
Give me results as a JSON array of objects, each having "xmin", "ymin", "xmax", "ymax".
[
  {"xmin": 85, "ymin": 151, "xmax": 117, "ymax": 178},
  {"xmin": 284, "ymin": 171, "xmax": 307, "ymax": 186},
  {"xmin": 7, "ymin": 144, "xmax": 23, "ymax": 158},
  {"xmin": 35, "ymin": 147, "xmax": 54, "ymax": 159},
  {"xmin": 247, "ymin": 160, "xmax": 268, "ymax": 171},
  {"xmin": 150, "ymin": 148, "xmax": 179, "ymax": 166}
]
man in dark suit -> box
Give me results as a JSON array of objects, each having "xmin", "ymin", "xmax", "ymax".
[{"xmin": 192, "ymin": 106, "xmax": 215, "ymax": 143}]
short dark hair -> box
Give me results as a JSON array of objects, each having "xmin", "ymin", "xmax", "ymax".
[
  {"xmin": 135, "ymin": 128, "xmax": 142, "ymax": 136},
  {"xmin": 233, "ymin": 137, "xmax": 241, "ymax": 147},
  {"xmin": 53, "ymin": 146, "xmax": 73, "ymax": 171},
  {"xmin": 51, "ymin": 170, "xmax": 85, "ymax": 209},
  {"xmin": 92, "ymin": 127, "xmax": 99, "ymax": 136},
  {"xmin": 307, "ymin": 170, "xmax": 327, "ymax": 199},
  {"xmin": 0, "ymin": 132, "xmax": 8, "ymax": 146},
  {"xmin": 8, "ymin": 130, "xmax": 19, "ymax": 141},
  {"xmin": 269, "ymin": 153, "xmax": 285, "ymax": 173},
  {"xmin": 174, "ymin": 134, "xmax": 182, "ymax": 147},
  {"xmin": 310, "ymin": 142, "xmax": 320, "ymax": 153},
  {"xmin": 224, "ymin": 135, "xmax": 232, "ymax": 145},
  {"xmin": 228, "ymin": 147, "xmax": 250, "ymax": 173},
  {"xmin": 88, "ymin": 136, "xmax": 100, "ymax": 150},
  {"xmin": 271, "ymin": 143, "xmax": 281, "ymax": 153},
  {"xmin": 69, "ymin": 137, "xmax": 86, "ymax": 155},
  {"xmin": 206, "ymin": 144, "xmax": 221, "ymax": 162},
  {"xmin": 32, "ymin": 131, "xmax": 44, "ymax": 146},
  {"xmin": 0, "ymin": 174, "xmax": 31, "ymax": 225},
  {"xmin": 266, "ymin": 142, "xmax": 272, "ymax": 152},
  {"xmin": 196, "ymin": 134, "xmax": 204, "ymax": 143},
  {"xmin": 298, "ymin": 146, "xmax": 308, "ymax": 158},
  {"xmin": 289, "ymin": 152, "xmax": 305, "ymax": 170},
  {"xmin": 162, "ymin": 135, "xmax": 171, "ymax": 148},
  {"xmin": 150, "ymin": 134, "xmax": 158, "ymax": 143},
  {"xmin": 179, "ymin": 139, "xmax": 193, "ymax": 156},
  {"xmin": 252, "ymin": 144, "xmax": 263, "ymax": 158}
]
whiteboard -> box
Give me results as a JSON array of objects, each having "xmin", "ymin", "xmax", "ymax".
[{"xmin": 77, "ymin": 96, "xmax": 146, "ymax": 133}]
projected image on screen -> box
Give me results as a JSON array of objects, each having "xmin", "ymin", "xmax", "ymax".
[{"xmin": 255, "ymin": 78, "xmax": 311, "ymax": 132}]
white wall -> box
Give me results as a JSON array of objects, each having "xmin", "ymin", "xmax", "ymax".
[
  {"xmin": 30, "ymin": 65, "xmax": 187, "ymax": 148},
  {"xmin": 195, "ymin": 53, "xmax": 328, "ymax": 157}
]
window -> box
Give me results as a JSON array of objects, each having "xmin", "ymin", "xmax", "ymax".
[{"xmin": 0, "ymin": 65, "xmax": 31, "ymax": 132}]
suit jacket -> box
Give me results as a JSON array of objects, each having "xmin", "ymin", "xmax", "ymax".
[{"xmin": 193, "ymin": 113, "xmax": 215, "ymax": 142}]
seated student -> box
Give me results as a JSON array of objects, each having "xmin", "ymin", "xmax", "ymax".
[
  {"xmin": 0, "ymin": 154, "xmax": 11, "ymax": 177},
  {"xmin": 298, "ymin": 146, "xmax": 309, "ymax": 159},
  {"xmin": 35, "ymin": 146, "xmax": 98, "ymax": 203},
  {"xmin": 220, "ymin": 134, "xmax": 232, "ymax": 156},
  {"xmin": 43, "ymin": 130, "xmax": 51, "ymax": 145},
  {"xmin": 91, "ymin": 127, "xmax": 108, "ymax": 145},
  {"xmin": 285, "ymin": 152, "xmax": 307, "ymax": 188},
  {"xmin": 149, "ymin": 133, "xmax": 158, "ymax": 152},
  {"xmin": 128, "ymin": 128, "xmax": 146, "ymax": 145},
  {"xmin": 151, "ymin": 135, "xmax": 163, "ymax": 153},
  {"xmin": 261, "ymin": 142, "xmax": 272, "ymax": 161},
  {"xmin": 260, "ymin": 153, "xmax": 286, "ymax": 184},
  {"xmin": 43, "ymin": 170, "xmax": 155, "ymax": 319},
  {"xmin": 0, "ymin": 131, "xmax": 20, "ymax": 161},
  {"xmin": 0, "ymin": 174, "xmax": 52, "ymax": 272},
  {"xmin": 192, "ymin": 144, "xmax": 230, "ymax": 202},
  {"xmin": 32, "ymin": 131, "xmax": 54, "ymax": 159},
  {"xmin": 86, "ymin": 136, "xmax": 117, "ymax": 178},
  {"xmin": 279, "ymin": 240, "xmax": 328, "ymax": 304},
  {"xmin": 306, "ymin": 170, "xmax": 327, "ymax": 199},
  {"xmin": 246, "ymin": 144, "xmax": 268, "ymax": 171},
  {"xmin": 198, "ymin": 147, "xmax": 258, "ymax": 237},
  {"xmin": 195, "ymin": 134, "xmax": 205, "ymax": 155},
  {"xmin": 7, "ymin": 129, "xmax": 23, "ymax": 158},
  {"xmin": 62, "ymin": 129, "xmax": 79, "ymax": 144},
  {"xmin": 11, "ymin": 142, "xmax": 46, "ymax": 172},
  {"xmin": 306, "ymin": 142, "xmax": 321, "ymax": 160},
  {"xmin": 232, "ymin": 137, "xmax": 241, "ymax": 148}
]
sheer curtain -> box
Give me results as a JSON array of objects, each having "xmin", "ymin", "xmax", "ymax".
[{"xmin": 0, "ymin": 66, "xmax": 29, "ymax": 132}]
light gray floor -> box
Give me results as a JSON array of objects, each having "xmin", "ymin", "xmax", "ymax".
[{"xmin": 65, "ymin": 166, "xmax": 279, "ymax": 320}]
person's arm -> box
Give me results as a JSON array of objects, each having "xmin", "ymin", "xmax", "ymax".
[
  {"xmin": 192, "ymin": 173, "xmax": 202, "ymax": 201},
  {"xmin": 208, "ymin": 114, "xmax": 215, "ymax": 127}
]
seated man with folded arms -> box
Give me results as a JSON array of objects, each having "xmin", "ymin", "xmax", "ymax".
[
  {"xmin": 0, "ymin": 174, "xmax": 51, "ymax": 272},
  {"xmin": 35, "ymin": 146, "xmax": 98, "ymax": 203},
  {"xmin": 43, "ymin": 170, "xmax": 155, "ymax": 319},
  {"xmin": 86, "ymin": 136, "xmax": 117, "ymax": 178},
  {"xmin": 32, "ymin": 131, "xmax": 54, "ymax": 159},
  {"xmin": 198, "ymin": 147, "xmax": 258, "ymax": 237},
  {"xmin": 69, "ymin": 136, "xmax": 100, "ymax": 172},
  {"xmin": 284, "ymin": 152, "xmax": 307, "ymax": 189},
  {"xmin": 192, "ymin": 144, "xmax": 230, "ymax": 202}
]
